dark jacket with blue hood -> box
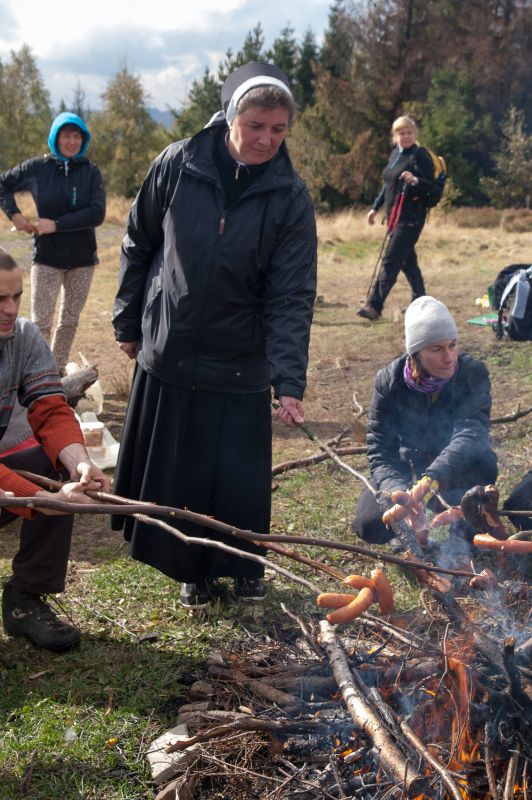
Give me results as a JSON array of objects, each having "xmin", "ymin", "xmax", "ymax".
[{"xmin": 0, "ymin": 112, "xmax": 106, "ymax": 268}]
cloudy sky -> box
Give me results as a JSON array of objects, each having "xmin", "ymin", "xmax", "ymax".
[{"xmin": 0, "ymin": 0, "xmax": 331, "ymax": 111}]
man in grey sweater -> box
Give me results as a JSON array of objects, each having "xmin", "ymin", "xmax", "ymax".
[{"xmin": 0, "ymin": 248, "xmax": 110, "ymax": 651}]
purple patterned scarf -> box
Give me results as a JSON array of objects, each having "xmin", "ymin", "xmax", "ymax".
[{"xmin": 403, "ymin": 357, "xmax": 454, "ymax": 394}]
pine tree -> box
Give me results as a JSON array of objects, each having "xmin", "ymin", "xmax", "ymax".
[
  {"xmin": 267, "ymin": 25, "xmax": 298, "ymax": 83},
  {"xmin": 90, "ymin": 65, "xmax": 167, "ymax": 196},
  {"xmin": 481, "ymin": 107, "xmax": 532, "ymax": 208},
  {"xmin": 0, "ymin": 45, "xmax": 52, "ymax": 169},
  {"xmin": 420, "ymin": 66, "xmax": 492, "ymax": 204},
  {"xmin": 294, "ymin": 29, "xmax": 318, "ymax": 110}
]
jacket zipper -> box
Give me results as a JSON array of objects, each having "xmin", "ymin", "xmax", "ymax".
[{"xmin": 218, "ymin": 212, "xmax": 226, "ymax": 235}]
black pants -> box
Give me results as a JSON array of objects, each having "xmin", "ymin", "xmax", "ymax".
[
  {"xmin": 0, "ymin": 447, "xmax": 73, "ymax": 594},
  {"xmin": 368, "ymin": 221, "xmax": 426, "ymax": 312}
]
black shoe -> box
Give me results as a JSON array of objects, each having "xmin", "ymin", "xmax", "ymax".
[
  {"xmin": 2, "ymin": 580, "xmax": 80, "ymax": 652},
  {"xmin": 179, "ymin": 582, "xmax": 211, "ymax": 609},
  {"xmin": 233, "ymin": 578, "xmax": 266, "ymax": 603},
  {"xmin": 357, "ymin": 304, "xmax": 381, "ymax": 321}
]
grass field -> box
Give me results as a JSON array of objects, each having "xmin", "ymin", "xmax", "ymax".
[{"xmin": 0, "ymin": 198, "xmax": 530, "ymax": 799}]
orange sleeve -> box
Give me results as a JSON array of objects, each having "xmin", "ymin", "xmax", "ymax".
[
  {"xmin": 27, "ymin": 395, "xmax": 85, "ymax": 467},
  {"xmin": 0, "ymin": 463, "xmax": 40, "ymax": 519}
]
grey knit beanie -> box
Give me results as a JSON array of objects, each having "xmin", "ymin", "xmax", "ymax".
[{"xmin": 404, "ymin": 296, "xmax": 458, "ymax": 355}]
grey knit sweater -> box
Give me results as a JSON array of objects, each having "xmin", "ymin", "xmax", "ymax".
[{"xmin": 0, "ymin": 317, "xmax": 64, "ymax": 445}]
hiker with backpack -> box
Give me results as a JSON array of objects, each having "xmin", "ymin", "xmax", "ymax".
[{"xmin": 358, "ymin": 115, "xmax": 443, "ymax": 321}]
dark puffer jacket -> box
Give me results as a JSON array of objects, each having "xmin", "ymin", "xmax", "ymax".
[
  {"xmin": 367, "ymin": 353, "xmax": 497, "ymax": 494},
  {"xmin": 113, "ymin": 121, "xmax": 317, "ymax": 398},
  {"xmin": 0, "ymin": 156, "xmax": 105, "ymax": 268}
]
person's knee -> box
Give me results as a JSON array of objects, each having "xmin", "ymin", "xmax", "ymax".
[{"xmin": 352, "ymin": 514, "xmax": 393, "ymax": 545}]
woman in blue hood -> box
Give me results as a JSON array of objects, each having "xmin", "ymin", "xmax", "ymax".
[{"xmin": 0, "ymin": 112, "xmax": 106, "ymax": 370}]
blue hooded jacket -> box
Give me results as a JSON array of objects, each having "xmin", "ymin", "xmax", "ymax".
[
  {"xmin": 48, "ymin": 112, "xmax": 91, "ymax": 160},
  {"xmin": 0, "ymin": 111, "xmax": 105, "ymax": 268}
]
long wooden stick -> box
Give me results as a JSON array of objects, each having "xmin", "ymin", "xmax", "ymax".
[{"xmin": 7, "ymin": 470, "xmax": 483, "ymax": 580}]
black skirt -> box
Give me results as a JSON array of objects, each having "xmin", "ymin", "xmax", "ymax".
[{"xmin": 111, "ymin": 367, "xmax": 271, "ymax": 582}]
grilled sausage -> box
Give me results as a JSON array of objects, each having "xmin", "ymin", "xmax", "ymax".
[
  {"xmin": 431, "ymin": 507, "xmax": 463, "ymax": 528},
  {"xmin": 473, "ymin": 534, "xmax": 532, "ymax": 554},
  {"xmin": 317, "ymin": 592, "xmax": 358, "ymax": 608},
  {"xmin": 326, "ymin": 587, "xmax": 375, "ymax": 625},
  {"xmin": 342, "ymin": 575, "xmax": 377, "ymax": 591},
  {"xmin": 370, "ymin": 568, "xmax": 394, "ymax": 615}
]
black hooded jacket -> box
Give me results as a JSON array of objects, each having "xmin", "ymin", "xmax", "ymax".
[
  {"xmin": 0, "ymin": 155, "xmax": 106, "ymax": 268},
  {"xmin": 367, "ymin": 353, "xmax": 498, "ymax": 494},
  {"xmin": 372, "ymin": 144, "xmax": 437, "ymax": 225},
  {"xmin": 113, "ymin": 120, "xmax": 317, "ymax": 398}
]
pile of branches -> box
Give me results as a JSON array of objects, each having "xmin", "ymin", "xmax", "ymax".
[{"xmin": 155, "ymin": 589, "xmax": 531, "ymax": 800}]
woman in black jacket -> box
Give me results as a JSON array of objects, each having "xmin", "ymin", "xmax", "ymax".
[
  {"xmin": 358, "ymin": 115, "xmax": 438, "ymax": 320},
  {"xmin": 112, "ymin": 62, "xmax": 317, "ymax": 608},
  {"xmin": 353, "ymin": 296, "xmax": 498, "ymax": 543},
  {"xmin": 0, "ymin": 112, "xmax": 106, "ymax": 370}
]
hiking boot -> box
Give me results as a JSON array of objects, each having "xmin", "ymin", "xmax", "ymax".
[
  {"xmin": 357, "ymin": 304, "xmax": 381, "ymax": 321},
  {"xmin": 2, "ymin": 581, "xmax": 80, "ymax": 652},
  {"xmin": 234, "ymin": 577, "xmax": 266, "ymax": 603},
  {"xmin": 179, "ymin": 581, "xmax": 211, "ymax": 609}
]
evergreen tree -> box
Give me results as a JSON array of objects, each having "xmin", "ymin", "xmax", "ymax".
[
  {"xmin": 420, "ymin": 66, "xmax": 492, "ymax": 204},
  {"xmin": 0, "ymin": 45, "xmax": 52, "ymax": 169},
  {"xmin": 481, "ymin": 106, "xmax": 532, "ymax": 208},
  {"xmin": 267, "ymin": 24, "xmax": 298, "ymax": 83},
  {"xmin": 294, "ymin": 29, "xmax": 318, "ymax": 110},
  {"xmin": 170, "ymin": 68, "xmax": 220, "ymax": 140},
  {"xmin": 90, "ymin": 65, "xmax": 167, "ymax": 196},
  {"xmin": 170, "ymin": 24, "xmax": 267, "ymax": 142}
]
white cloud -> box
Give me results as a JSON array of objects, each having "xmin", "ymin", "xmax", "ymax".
[
  {"xmin": 1, "ymin": 0, "xmax": 330, "ymax": 110},
  {"xmin": 10, "ymin": 0, "xmax": 246, "ymax": 57}
]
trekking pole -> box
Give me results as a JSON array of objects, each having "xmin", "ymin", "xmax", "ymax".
[
  {"xmin": 365, "ymin": 225, "xmax": 390, "ymax": 302},
  {"xmin": 387, "ymin": 181, "xmax": 407, "ymax": 235},
  {"xmin": 364, "ymin": 181, "xmax": 408, "ymax": 301}
]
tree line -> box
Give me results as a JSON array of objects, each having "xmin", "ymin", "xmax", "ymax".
[{"xmin": 1, "ymin": 0, "xmax": 531, "ymax": 209}]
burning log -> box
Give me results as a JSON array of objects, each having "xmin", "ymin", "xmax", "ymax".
[{"xmin": 318, "ymin": 619, "xmax": 430, "ymax": 797}]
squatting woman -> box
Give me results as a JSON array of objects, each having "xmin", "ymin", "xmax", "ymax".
[{"xmin": 353, "ymin": 296, "xmax": 498, "ymax": 543}]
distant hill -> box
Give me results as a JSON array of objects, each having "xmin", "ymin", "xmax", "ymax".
[{"xmin": 148, "ymin": 107, "xmax": 175, "ymax": 129}]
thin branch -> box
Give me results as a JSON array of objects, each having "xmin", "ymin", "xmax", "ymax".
[
  {"xmin": 491, "ymin": 405, "xmax": 532, "ymax": 424},
  {"xmin": 272, "ymin": 446, "xmax": 366, "ymax": 476},
  {"xmin": 1, "ymin": 492, "xmax": 481, "ymax": 581},
  {"xmin": 6, "ymin": 474, "xmax": 483, "ymax": 581}
]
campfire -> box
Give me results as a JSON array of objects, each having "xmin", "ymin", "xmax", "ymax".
[
  {"xmin": 155, "ymin": 579, "xmax": 531, "ymax": 800},
  {"xmin": 4, "ymin": 427, "xmax": 531, "ymax": 799}
]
